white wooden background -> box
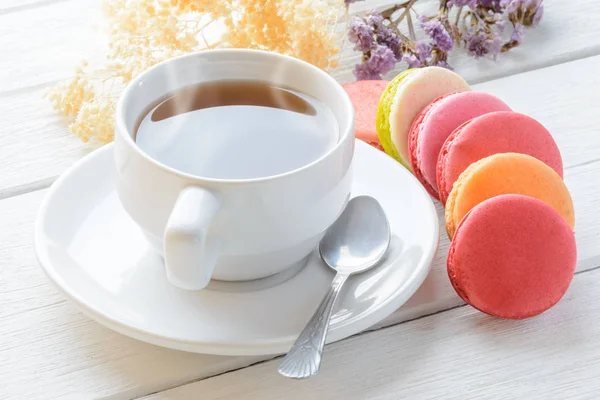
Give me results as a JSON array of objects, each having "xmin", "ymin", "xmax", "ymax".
[{"xmin": 1, "ymin": 1, "xmax": 600, "ymax": 399}]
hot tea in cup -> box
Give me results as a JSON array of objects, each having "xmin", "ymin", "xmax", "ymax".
[{"xmin": 135, "ymin": 80, "xmax": 339, "ymax": 179}]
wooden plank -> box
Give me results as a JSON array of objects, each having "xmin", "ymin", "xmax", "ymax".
[
  {"xmin": 0, "ymin": 87, "xmax": 95, "ymax": 199},
  {"xmin": 147, "ymin": 266, "xmax": 600, "ymax": 400},
  {"xmin": 1, "ymin": 0, "xmax": 599, "ymax": 92},
  {"xmin": 0, "ymin": 189, "xmax": 273, "ymax": 400},
  {"xmin": 0, "ymin": 0, "xmax": 101, "ymax": 93},
  {"xmin": 0, "ymin": 0, "xmax": 69, "ymax": 14},
  {"xmin": 2, "ymin": 55, "xmax": 600, "ymax": 198},
  {"xmin": 473, "ymin": 57, "xmax": 600, "ymax": 170},
  {"xmin": 1, "ymin": 156, "xmax": 598, "ymax": 399}
]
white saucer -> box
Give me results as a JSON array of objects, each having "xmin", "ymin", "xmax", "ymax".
[{"xmin": 35, "ymin": 141, "xmax": 439, "ymax": 356}]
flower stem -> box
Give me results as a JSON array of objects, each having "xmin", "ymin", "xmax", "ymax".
[
  {"xmin": 380, "ymin": 1, "xmax": 409, "ymax": 19},
  {"xmin": 396, "ymin": 0, "xmax": 419, "ymax": 24},
  {"xmin": 337, "ymin": 6, "xmax": 350, "ymax": 63},
  {"xmin": 455, "ymin": 6, "xmax": 463, "ymax": 26},
  {"xmin": 502, "ymin": 40, "xmax": 519, "ymax": 52},
  {"xmin": 406, "ymin": 8, "xmax": 417, "ymax": 41},
  {"xmin": 439, "ymin": 0, "xmax": 449, "ymax": 13}
]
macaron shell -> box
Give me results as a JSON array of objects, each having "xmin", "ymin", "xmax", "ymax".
[
  {"xmin": 409, "ymin": 92, "xmax": 511, "ymax": 198},
  {"xmin": 447, "ymin": 194, "xmax": 577, "ymax": 320},
  {"xmin": 445, "ymin": 152, "xmax": 574, "ymax": 238},
  {"xmin": 437, "ymin": 111, "xmax": 563, "ymax": 204},
  {"xmin": 343, "ymin": 80, "xmax": 389, "ymax": 151},
  {"xmin": 376, "ymin": 69, "xmax": 416, "ymax": 164},
  {"xmin": 388, "ymin": 67, "xmax": 471, "ymax": 170},
  {"xmin": 408, "ymin": 93, "xmax": 456, "ymax": 198}
]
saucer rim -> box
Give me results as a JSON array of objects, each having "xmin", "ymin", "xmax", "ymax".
[{"xmin": 34, "ymin": 141, "xmax": 439, "ymax": 356}]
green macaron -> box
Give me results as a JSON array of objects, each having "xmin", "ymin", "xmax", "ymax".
[{"xmin": 376, "ymin": 67, "xmax": 471, "ymax": 170}]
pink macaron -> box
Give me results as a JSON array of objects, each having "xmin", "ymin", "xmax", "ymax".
[
  {"xmin": 448, "ymin": 194, "xmax": 577, "ymax": 320},
  {"xmin": 343, "ymin": 80, "xmax": 389, "ymax": 151},
  {"xmin": 437, "ymin": 111, "xmax": 564, "ymax": 204},
  {"xmin": 408, "ymin": 92, "xmax": 511, "ymax": 199}
]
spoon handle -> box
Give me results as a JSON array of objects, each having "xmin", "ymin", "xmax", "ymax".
[{"xmin": 278, "ymin": 273, "xmax": 349, "ymax": 379}]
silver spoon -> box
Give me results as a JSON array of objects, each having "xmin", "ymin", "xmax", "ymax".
[{"xmin": 278, "ymin": 195, "xmax": 391, "ymax": 379}]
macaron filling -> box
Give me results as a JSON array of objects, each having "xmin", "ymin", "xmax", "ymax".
[{"xmin": 376, "ymin": 69, "xmax": 416, "ymax": 165}]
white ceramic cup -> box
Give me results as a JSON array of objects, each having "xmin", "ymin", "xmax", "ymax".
[{"xmin": 114, "ymin": 49, "xmax": 355, "ymax": 290}]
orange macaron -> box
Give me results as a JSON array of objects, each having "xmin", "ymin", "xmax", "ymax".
[{"xmin": 445, "ymin": 152, "xmax": 574, "ymax": 239}]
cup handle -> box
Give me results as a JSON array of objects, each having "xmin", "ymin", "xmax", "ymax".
[{"xmin": 164, "ymin": 187, "xmax": 221, "ymax": 290}]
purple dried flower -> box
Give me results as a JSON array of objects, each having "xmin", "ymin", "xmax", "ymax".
[
  {"xmin": 354, "ymin": 44, "xmax": 397, "ymax": 80},
  {"xmin": 366, "ymin": 13, "xmax": 385, "ymax": 28},
  {"xmin": 420, "ymin": 17, "xmax": 453, "ymax": 52},
  {"xmin": 532, "ymin": 3, "xmax": 544, "ymax": 26},
  {"xmin": 488, "ymin": 10, "xmax": 506, "ymax": 30},
  {"xmin": 363, "ymin": 12, "xmax": 403, "ymax": 61},
  {"xmin": 479, "ymin": 0, "xmax": 502, "ymax": 7},
  {"xmin": 501, "ymin": 0, "xmax": 544, "ymax": 15},
  {"xmin": 378, "ymin": 31, "xmax": 403, "ymax": 60},
  {"xmin": 524, "ymin": 0, "xmax": 544, "ymax": 26},
  {"xmin": 511, "ymin": 23, "xmax": 525, "ymax": 43},
  {"xmin": 463, "ymin": 26, "xmax": 502, "ymax": 59},
  {"xmin": 370, "ymin": 44, "xmax": 398, "ymax": 72},
  {"xmin": 501, "ymin": 0, "xmax": 544, "ymax": 27},
  {"xmin": 348, "ymin": 16, "xmax": 375, "ymax": 53},
  {"xmin": 347, "ymin": 0, "xmax": 542, "ymax": 82},
  {"xmin": 416, "ymin": 40, "xmax": 433, "ymax": 55},
  {"xmin": 500, "ymin": 0, "xmax": 520, "ymax": 14},
  {"xmin": 447, "ymin": 0, "xmax": 477, "ymax": 8},
  {"xmin": 354, "ymin": 63, "xmax": 380, "ymax": 80},
  {"xmin": 379, "ymin": 30, "xmax": 403, "ymax": 61},
  {"xmin": 404, "ymin": 41, "xmax": 432, "ymax": 68},
  {"xmin": 433, "ymin": 59, "xmax": 453, "ymax": 70}
]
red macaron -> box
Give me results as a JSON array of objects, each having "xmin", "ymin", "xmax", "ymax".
[
  {"xmin": 343, "ymin": 80, "xmax": 389, "ymax": 151},
  {"xmin": 437, "ymin": 111, "xmax": 563, "ymax": 204},
  {"xmin": 447, "ymin": 194, "xmax": 577, "ymax": 320}
]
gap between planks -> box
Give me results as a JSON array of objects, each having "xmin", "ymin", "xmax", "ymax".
[
  {"xmin": 0, "ymin": 0, "xmax": 70, "ymax": 15},
  {"xmin": 0, "ymin": 176, "xmax": 57, "ymax": 201},
  {"xmin": 139, "ymin": 264, "xmax": 600, "ymax": 399},
  {"xmin": 2, "ymin": 147, "xmax": 600, "ymax": 203}
]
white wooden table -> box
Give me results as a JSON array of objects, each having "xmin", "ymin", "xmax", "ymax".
[{"xmin": 2, "ymin": 1, "xmax": 600, "ymax": 399}]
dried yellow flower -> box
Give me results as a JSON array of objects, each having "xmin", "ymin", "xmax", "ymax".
[
  {"xmin": 70, "ymin": 101, "xmax": 116, "ymax": 144},
  {"xmin": 47, "ymin": 62, "xmax": 96, "ymax": 119},
  {"xmin": 47, "ymin": 0, "xmax": 345, "ymax": 144}
]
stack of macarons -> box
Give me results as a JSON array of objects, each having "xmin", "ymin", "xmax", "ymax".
[{"xmin": 344, "ymin": 66, "xmax": 577, "ymax": 320}]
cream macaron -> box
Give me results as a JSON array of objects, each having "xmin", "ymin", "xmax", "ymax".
[{"xmin": 376, "ymin": 67, "xmax": 470, "ymax": 169}]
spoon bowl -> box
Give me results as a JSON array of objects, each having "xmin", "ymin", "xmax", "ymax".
[{"xmin": 319, "ymin": 195, "xmax": 391, "ymax": 275}]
